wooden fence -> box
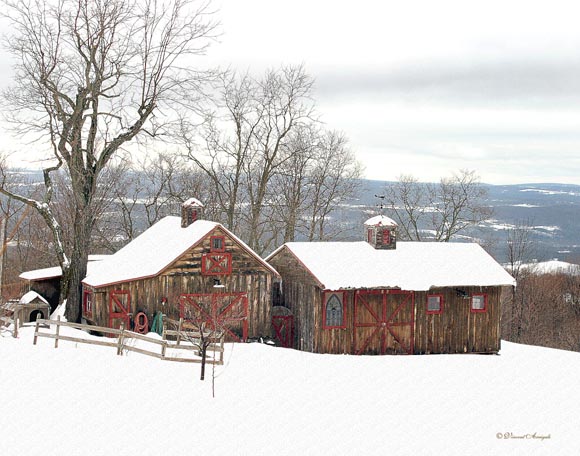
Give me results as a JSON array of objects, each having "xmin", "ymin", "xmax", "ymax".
[{"xmin": 33, "ymin": 316, "xmax": 225, "ymax": 365}]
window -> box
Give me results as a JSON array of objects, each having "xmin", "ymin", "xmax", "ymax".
[
  {"xmin": 83, "ymin": 291, "xmax": 93, "ymax": 318},
  {"xmin": 210, "ymin": 235, "xmax": 225, "ymax": 252},
  {"xmin": 323, "ymin": 291, "xmax": 346, "ymax": 329},
  {"xmin": 426, "ymin": 294, "xmax": 443, "ymax": 314},
  {"xmin": 471, "ymin": 294, "xmax": 487, "ymax": 313},
  {"xmin": 367, "ymin": 228, "xmax": 374, "ymax": 244},
  {"xmin": 382, "ymin": 229, "xmax": 391, "ymax": 246}
]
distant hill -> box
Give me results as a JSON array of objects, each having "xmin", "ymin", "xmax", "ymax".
[
  {"xmin": 5, "ymin": 169, "xmax": 580, "ymax": 263},
  {"xmin": 351, "ymin": 180, "xmax": 580, "ymax": 263}
]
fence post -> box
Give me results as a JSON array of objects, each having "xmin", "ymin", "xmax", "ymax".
[
  {"xmin": 33, "ymin": 315, "xmax": 40, "ymax": 345},
  {"xmin": 176, "ymin": 318, "xmax": 183, "ymax": 346},
  {"xmin": 161, "ymin": 340, "xmax": 167, "ymax": 360},
  {"xmin": 54, "ymin": 315, "xmax": 61, "ymax": 348},
  {"xmin": 117, "ymin": 322, "xmax": 125, "ymax": 356},
  {"xmin": 13, "ymin": 309, "xmax": 18, "ymax": 339}
]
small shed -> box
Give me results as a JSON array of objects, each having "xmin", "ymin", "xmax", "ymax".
[
  {"xmin": 14, "ymin": 291, "xmax": 51, "ymax": 325},
  {"xmin": 82, "ymin": 200, "xmax": 280, "ymax": 341},
  {"xmin": 266, "ymin": 216, "xmax": 516, "ymax": 355}
]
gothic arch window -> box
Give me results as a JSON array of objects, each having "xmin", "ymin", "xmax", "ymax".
[{"xmin": 323, "ymin": 291, "xmax": 346, "ymax": 329}]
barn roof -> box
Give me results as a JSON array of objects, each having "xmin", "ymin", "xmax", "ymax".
[
  {"xmin": 19, "ymin": 255, "xmax": 109, "ymax": 281},
  {"xmin": 267, "ymin": 241, "xmax": 515, "ymax": 291},
  {"xmin": 83, "ymin": 216, "xmax": 278, "ymax": 288}
]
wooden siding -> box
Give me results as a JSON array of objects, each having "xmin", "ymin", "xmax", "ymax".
[
  {"xmin": 413, "ymin": 286, "xmax": 504, "ymax": 354},
  {"xmin": 84, "ymin": 226, "xmax": 275, "ymax": 338}
]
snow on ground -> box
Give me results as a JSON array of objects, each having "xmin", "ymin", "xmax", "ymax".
[{"xmin": 1, "ymin": 325, "xmax": 579, "ymax": 456}]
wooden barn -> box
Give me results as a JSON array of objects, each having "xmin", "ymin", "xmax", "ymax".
[
  {"xmin": 81, "ymin": 199, "xmax": 280, "ymax": 341},
  {"xmin": 266, "ymin": 215, "xmax": 515, "ymax": 355}
]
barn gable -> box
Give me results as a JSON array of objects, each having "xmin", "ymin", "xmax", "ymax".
[{"xmin": 83, "ymin": 217, "xmax": 277, "ymax": 288}]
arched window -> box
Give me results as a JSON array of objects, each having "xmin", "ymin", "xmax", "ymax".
[{"xmin": 323, "ymin": 292, "xmax": 345, "ymax": 328}]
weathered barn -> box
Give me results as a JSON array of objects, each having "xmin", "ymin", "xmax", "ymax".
[
  {"xmin": 82, "ymin": 199, "xmax": 279, "ymax": 341},
  {"xmin": 266, "ymin": 215, "xmax": 515, "ymax": 355}
]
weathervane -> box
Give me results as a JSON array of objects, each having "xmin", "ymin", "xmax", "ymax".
[{"xmin": 374, "ymin": 194, "xmax": 386, "ymax": 215}]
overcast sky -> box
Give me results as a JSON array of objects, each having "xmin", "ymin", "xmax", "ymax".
[{"xmin": 2, "ymin": 0, "xmax": 580, "ymax": 184}]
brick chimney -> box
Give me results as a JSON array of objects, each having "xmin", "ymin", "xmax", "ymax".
[{"xmin": 181, "ymin": 198, "xmax": 204, "ymax": 228}]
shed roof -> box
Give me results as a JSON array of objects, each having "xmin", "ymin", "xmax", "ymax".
[
  {"xmin": 19, "ymin": 255, "xmax": 109, "ymax": 281},
  {"xmin": 267, "ymin": 241, "xmax": 515, "ymax": 291},
  {"xmin": 19, "ymin": 290, "xmax": 49, "ymax": 305},
  {"xmin": 83, "ymin": 216, "xmax": 278, "ymax": 288}
]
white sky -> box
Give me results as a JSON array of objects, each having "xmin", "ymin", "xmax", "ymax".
[{"xmin": 2, "ymin": 0, "xmax": 580, "ymax": 184}]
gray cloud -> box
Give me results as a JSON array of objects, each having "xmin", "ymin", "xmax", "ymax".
[{"xmin": 315, "ymin": 58, "xmax": 580, "ymax": 108}]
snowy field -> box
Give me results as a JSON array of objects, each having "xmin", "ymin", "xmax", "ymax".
[{"xmin": 1, "ymin": 325, "xmax": 579, "ymax": 456}]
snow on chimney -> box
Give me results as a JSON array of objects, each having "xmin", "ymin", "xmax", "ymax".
[{"xmin": 181, "ymin": 198, "xmax": 204, "ymax": 228}]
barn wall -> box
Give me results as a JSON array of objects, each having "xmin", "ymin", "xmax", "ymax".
[
  {"xmin": 313, "ymin": 290, "xmax": 355, "ymax": 354},
  {"xmin": 84, "ymin": 226, "xmax": 276, "ymax": 338},
  {"xmin": 413, "ymin": 286, "xmax": 503, "ymax": 354},
  {"xmin": 267, "ymin": 248, "xmax": 321, "ymax": 352}
]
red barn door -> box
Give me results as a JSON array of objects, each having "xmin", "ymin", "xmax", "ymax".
[
  {"xmin": 109, "ymin": 290, "xmax": 131, "ymax": 331},
  {"xmin": 354, "ymin": 290, "xmax": 414, "ymax": 355},
  {"xmin": 179, "ymin": 293, "xmax": 248, "ymax": 342},
  {"xmin": 272, "ymin": 315, "xmax": 294, "ymax": 348}
]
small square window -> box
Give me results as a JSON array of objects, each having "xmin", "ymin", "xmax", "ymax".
[
  {"xmin": 210, "ymin": 235, "xmax": 225, "ymax": 252},
  {"xmin": 471, "ymin": 294, "xmax": 487, "ymax": 312},
  {"xmin": 426, "ymin": 294, "xmax": 443, "ymax": 314}
]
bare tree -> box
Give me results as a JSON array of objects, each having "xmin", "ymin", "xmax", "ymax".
[
  {"xmin": 305, "ymin": 130, "xmax": 362, "ymax": 241},
  {"xmin": 183, "ymin": 66, "xmax": 316, "ymax": 253},
  {"xmin": 0, "ymin": 0, "xmax": 216, "ymax": 321},
  {"xmin": 384, "ymin": 169, "xmax": 491, "ymax": 242}
]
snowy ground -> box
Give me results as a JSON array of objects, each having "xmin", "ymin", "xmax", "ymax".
[{"xmin": 1, "ymin": 325, "xmax": 579, "ymax": 456}]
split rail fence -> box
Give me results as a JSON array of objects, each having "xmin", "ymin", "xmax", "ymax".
[{"xmin": 33, "ymin": 316, "xmax": 225, "ymax": 365}]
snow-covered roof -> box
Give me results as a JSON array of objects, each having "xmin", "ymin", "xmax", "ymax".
[
  {"xmin": 19, "ymin": 255, "xmax": 109, "ymax": 281},
  {"xmin": 83, "ymin": 216, "xmax": 278, "ymax": 288},
  {"xmin": 267, "ymin": 241, "xmax": 515, "ymax": 291},
  {"xmin": 19, "ymin": 290, "xmax": 49, "ymax": 305},
  {"xmin": 364, "ymin": 215, "xmax": 398, "ymax": 226}
]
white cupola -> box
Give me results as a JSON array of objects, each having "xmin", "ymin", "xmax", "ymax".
[{"xmin": 364, "ymin": 215, "xmax": 397, "ymax": 250}]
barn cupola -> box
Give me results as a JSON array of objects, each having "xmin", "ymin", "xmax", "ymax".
[
  {"xmin": 364, "ymin": 215, "xmax": 397, "ymax": 250},
  {"xmin": 181, "ymin": 198, "xmax": 204, "ymax": 228}
]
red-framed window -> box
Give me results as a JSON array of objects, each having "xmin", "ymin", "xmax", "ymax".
[
  {"xmin": 210, "ymin": 235, "xmax": 226, "ymax": 252},
  {"xmin": 382, "ymin": 229, "xmax": 391, "ymax": 246},
  {"xmin": 201, "ymin": 253, "xmax": 232, "ymax": 275},
  {"xmin": 471, "ymin": 294, "xmax": 487, "ymax": 313},
  {"xmin": 323, "ymin": 291, "xmax": 346, "ymax": 329},
  {"xmin": 426, "ymin": 294, "xmax": 443, "ymax": 314},
  {"xmin": 83, "ymin": 290, "xmax": 93, "ymax": 318},
  {"xmin": 367, "ymin": 228, "xmax": 374, "ymax": 244}
]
